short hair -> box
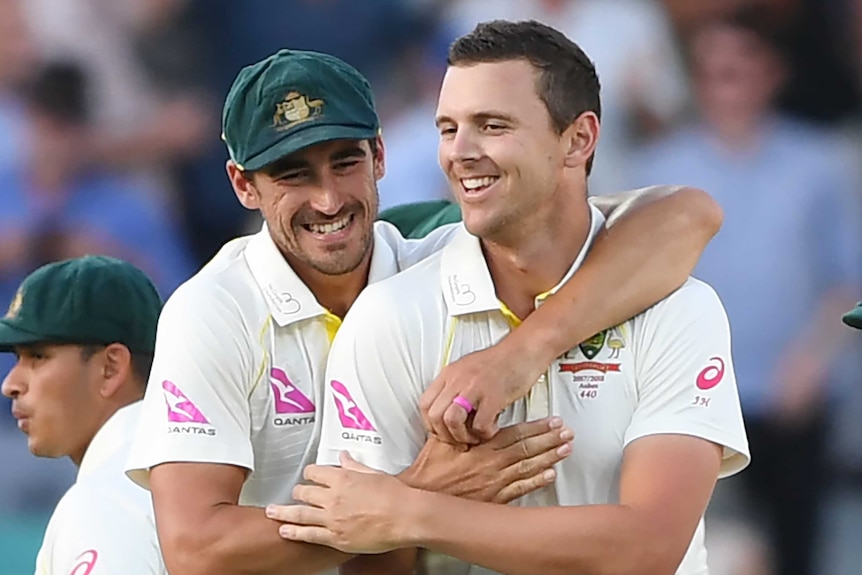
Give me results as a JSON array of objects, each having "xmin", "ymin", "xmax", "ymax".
[
  {"xmin": 697, "ymin": 5, "xmax": 789, "ymax": 57},
  {"xmin": 448, "ymin": 20, "xmax": 601, "ymax": 174},
  {"xmin": 80, "ymin": 344, "xmax": 153, "ymax": 390}
]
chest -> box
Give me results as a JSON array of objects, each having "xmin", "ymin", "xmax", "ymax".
[
  {"xmin": 445, "ymin": 318, "xmax": 639, "ymax": 503},
  {"xmin": 241, "ymin": 317, "xmax": 331, "ymax": 504}
]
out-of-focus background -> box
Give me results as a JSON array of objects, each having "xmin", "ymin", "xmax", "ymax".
[{"xmin": 0, "ymin": 1, "xmax": 861, "ymax": 574}]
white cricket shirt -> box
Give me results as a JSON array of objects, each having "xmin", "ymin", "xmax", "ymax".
[
  {"xmin": 317, "ymin": 205, "xmax": 750, "ymax": 575},
  {"xmin": 34, "ymin": 402, "xmax": 165, "ymax": 575},
  {"xmin": 125, "ymin": 221, "xmax": 454, "ymax": 509}
]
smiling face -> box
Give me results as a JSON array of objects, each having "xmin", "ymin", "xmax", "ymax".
[
  {"xmin": 1, "ymin": 344, "xmax": 104, "ymax": 462},
  {"xmin": 228, "ymin": 137, "xmax": 384, "ymax": 277},
  {"xmin": 436, "ymin": 60, "xmax": 576, "ymax": 241}
]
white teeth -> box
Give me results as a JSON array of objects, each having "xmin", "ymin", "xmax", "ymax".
[
  {"xmin": 462, "ymin": 176, "xmax": 498, "ymax": 190},
  {"xmin": 307, "ymin": 215, "xmax": 351, "ymax": 235}
]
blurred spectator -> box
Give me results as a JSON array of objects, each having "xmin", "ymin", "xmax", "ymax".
[
  {"xmin": 20, "ymin": 0, "xmax": 225, "ymax": 262},
  {"xmin": 0, "ymin": 0, "xmax": 37, "ymax": 176},
  {"xmin": 442, "ymin": 0, "xmax": 689, "ymax": 196},
  {"xmin": 377, "ymin": 29, "xmax": 453, "ymax": 210},
  {"xmin": 629, "ymin": 8, "xmax": 862, "ymax": 575}
]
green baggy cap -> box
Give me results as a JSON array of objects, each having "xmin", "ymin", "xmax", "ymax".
[
  {"xmin": 842, "ymin": 302, "xmax": 862, "ymax": 330},
  {"xmin": 222, "ymin": 49, "xmax": 380, "ymax": 172},
  {"xmin": 0, "ymin": 256, "xmax": 163, "ymax": 354}
]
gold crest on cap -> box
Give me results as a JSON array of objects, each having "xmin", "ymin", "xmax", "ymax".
[
  {"xmin": 5, "ymin": 289, "xmax": 23, "ymax": 319},
  {"xmin": 272, "ymin": 91, "xmax": 324, "ymax": 131}
]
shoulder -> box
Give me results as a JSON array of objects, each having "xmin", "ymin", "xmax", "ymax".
[
  {"xmin": 632, "ymin": 277, "xmax": 729, "ymax": 342},
  {"xmin": 53, "ymin": 467, "xmax": 155, "ymax": 539},
  {"xmin": 343, "ymin": 252, "xmax": 446, "ymax": 334},
  {"xmin": 160, "ymin": 236, "xmax": 260, "ymax": 331}
]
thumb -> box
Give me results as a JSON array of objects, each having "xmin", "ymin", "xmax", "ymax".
[{"xmin": 339, "ymin": 451, "xmax": 377, "ymax": 474}]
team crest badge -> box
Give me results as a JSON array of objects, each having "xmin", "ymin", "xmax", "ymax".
[
  {"xmin": 579, "ymin": 330, "xmax": 606, "ymax": 360},
  {"xmin": 5, "ymin": 288, "xmax": 23, "ymax": 319},
  {"xmin": 272, "ymin": 91, "xmax": 324, "ymax": 131}
]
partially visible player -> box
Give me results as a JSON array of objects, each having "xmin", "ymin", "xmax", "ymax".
[
  {"xmin": 272, "ymin": 21, "xmax": 750, "ymax": 575},
  {"xmin": 126, "ymin": 48, "xmax": 724, "ymax": 575},
  {"xmin": 0, "ymin": 256, "xmax": 165, "ymax": 575}
]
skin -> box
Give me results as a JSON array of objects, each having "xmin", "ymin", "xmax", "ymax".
[
  {"xmin": 153, "ymin": 60, "xmax": 724, "ymax": 574},
  {"xmin": 270, "ymin": 59, "xmax": 727, "ymax": 575},
  {"xmin": 226, "ymin": 138, "xmax": 383, "ymax": 318},
  {"xmin": 2, "ymin": 343, "xmax": 141, "ymax": 465}
]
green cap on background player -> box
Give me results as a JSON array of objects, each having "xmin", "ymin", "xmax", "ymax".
[
  {"xmin": 222, "ymin": 49, "xmax": 380, "ymax": 172},
  {"xmin": 378, "ymin": 200, "xmax": 464, "ymax": 239},
  {"xmin": 842, "ymin": 302, "xmax": 862, "ymax": 330},
  {"xmin": 0, "ymin": 256, "xmax": 163, "ymax": 354}
]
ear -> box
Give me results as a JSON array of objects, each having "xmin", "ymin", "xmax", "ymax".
[
  {"xmin": 372, "ymin": 134, "xmax": 386, "ymax": 181},
  {"xmin": 226, "ymin": 160, "xmax": 261, "ymax": 210},
  {"xmin": 562, "ymin": 111, "xmax": 600, "ymax": 170},
  {"xmin": 98, "ymin": 343, "xmax": 133, "ymax": 399}
]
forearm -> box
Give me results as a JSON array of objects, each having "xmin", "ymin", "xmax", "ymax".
[
  {"xmin": 162, "ymin": 503, "xmax": 351, "ymax": 575},
  {"xmin": 512, "ymin": 186, "xmax": 721, "ymax": 364},
  {"xmin": 404, "ymin": 493, "xmax": 675, "ymax": 575},
  {"xmin": 340, "ymin": 549, "xmax": 417, "ymax": 575}
]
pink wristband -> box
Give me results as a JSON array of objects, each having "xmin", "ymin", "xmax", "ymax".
[{"xmin": 452, "ymin": 395, "xmax": 476, "ymax": 413}]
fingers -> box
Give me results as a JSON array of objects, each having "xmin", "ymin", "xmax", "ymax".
[
  {"xmin": 490, "ymin": 417, "xmax": 564, "ymax": 450},
  {"xmin": 339, "ymin": 451, "xmax": 377, "ymax": 474},
  {"xmin": 442, "ymin": 403, "xmax": 478, "ymax": 445},
  {"xmin": 426, "ymin": 386, "xmax": 462, "ymax": 445},
  {"xmin": 502, "ymin": 426, "xmax": 573, "ymax": 469},
  {"xmin": 292, "ymin": 483, "xmax": 329, "ymax": 508},
  {"xmin": 266, "ymin": 504, "xmax": 327, "ymax": 526},
  {"xmin": 492, "ymin": 468, "xmax": 558, "ymax": 504},
  {"xmin": 278, "ymin": 524, "xmax": 335, "ymax": 547},
  {"xmin": 419, "ymin": 376, "xmax": 445, "ymax": 434},
  {"xmin": 302, "ymin": 464, "xmax": 340, "ymax": 486},
  {"xmin": 470, "ymin": 403, "xmax": 502, "ymax": 441}
]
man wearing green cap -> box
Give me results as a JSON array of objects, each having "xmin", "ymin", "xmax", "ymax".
[
  {"xmin": 125, "ymin": 47, "xmax": 723, "ymax": 575},
  {"xmin": 0, "ymin": 256, "xmax": 166, "ymax": 575}
]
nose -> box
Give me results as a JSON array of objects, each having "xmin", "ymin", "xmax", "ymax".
[
  {"xmin": 1, "ymin": 364, "xmax": 23, "ymax": 399},
  {"xmin": 308, "ymin": 173, "xmax": 346, "ymax": 217},
  {"xmin": 445, "ymin": 126, "xmax": 482, "ymax": 166}
]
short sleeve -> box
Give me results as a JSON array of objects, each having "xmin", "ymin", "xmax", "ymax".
[
  {"xmin": 41, "ymin": 489, "xmax": 163, "ymax": 575},
  {"xmin": 626, "ymin": 279, "xmax": 750, "ymax": 478},
  {"xmin": 315, "ymin": 284, "xmax": 428, "ymax": 474},
  {"xmin": 126, "ymin": 281, "xmax": 256, "ymax": 488}
]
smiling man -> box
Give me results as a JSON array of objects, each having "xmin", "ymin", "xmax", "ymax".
[
  {"xmin": 272, "ymin": 21, "xmax": 750, "ymax": 575},
  {"xmin": 125, "ymin": 47, "xmax": 727, "ymax": 575}
]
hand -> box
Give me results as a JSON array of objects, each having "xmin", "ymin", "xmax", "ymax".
[
  {"xmin": 420, "ymin": 340, "xmax": 547, "ymax": 446},
  {"xmin": 267, "ymin": 453, "xmax": 412, "ymax": 554},
  {"xmin": 405, "ymin": 416, "xmax": 572, "ymax": 504}
]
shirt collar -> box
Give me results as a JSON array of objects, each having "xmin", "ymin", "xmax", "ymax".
[
  {"xmin": 245, "ymin": 222, "xmax": 400, "ymax": 327},
  {"xmin": 440, "ymin": 204, "xmax": 605, "ymax": 317},
  {"xmin": 78, "ymin": 401, "xmax": 141, "ymax": 479}
]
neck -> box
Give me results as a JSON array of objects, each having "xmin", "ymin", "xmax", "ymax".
[
  {"xmin": 70, "ymin": 391, "xmax": 142, "ymax": 467},
  {"xmin": 705, "ymin": 110, "xmax": 768, "ymax": 151},
  {"xmin": 483, "ymin": 192, "xmax": 591, "ymax": 320},
  {"xmin": 289, "ymin": 252, "xmax": 372, "ymax": 319}
]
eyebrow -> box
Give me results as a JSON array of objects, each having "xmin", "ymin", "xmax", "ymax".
[
  {"xmin": 263, "ymin": 145, "xmax": 368, "ymax": 177},
  {"xmin": 435, "ymin": 111, "xmax": 518, "ymax": 127}
]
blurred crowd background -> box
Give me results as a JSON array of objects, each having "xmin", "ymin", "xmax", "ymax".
[{"xmin": 1, "ymin": 0, "xmax": 862, "ymax": 574}]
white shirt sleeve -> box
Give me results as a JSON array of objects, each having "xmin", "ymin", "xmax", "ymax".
[
  {"xmin": 126, "ymin": 281, "xmax": 256, "ymax": 488},
  {"xmin": 37, "ymin": 487, "xmax": 163, "ymax": 575},
  {"xmin": 315, "ymin": 283, "xmax": 428, "ymax": 475},
  {"xmin": 626, "ymin": 278, "xmax": 750, "ymax": 478}
]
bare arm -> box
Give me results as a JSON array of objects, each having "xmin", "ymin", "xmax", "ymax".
[
  {"xmin": 422, "ymin": 185, "xmax": 723, "ymax": 443},
  {"xmin": 404, "ymin": 436, "xmax": 722, "ymax": 575},
  {"xmin": 150, "ymin": 462, "xmax": 351, "ymax": 575},
  {"xmin": 275, "ymin": 435, "xmax": 722, "ymax": 575}
]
